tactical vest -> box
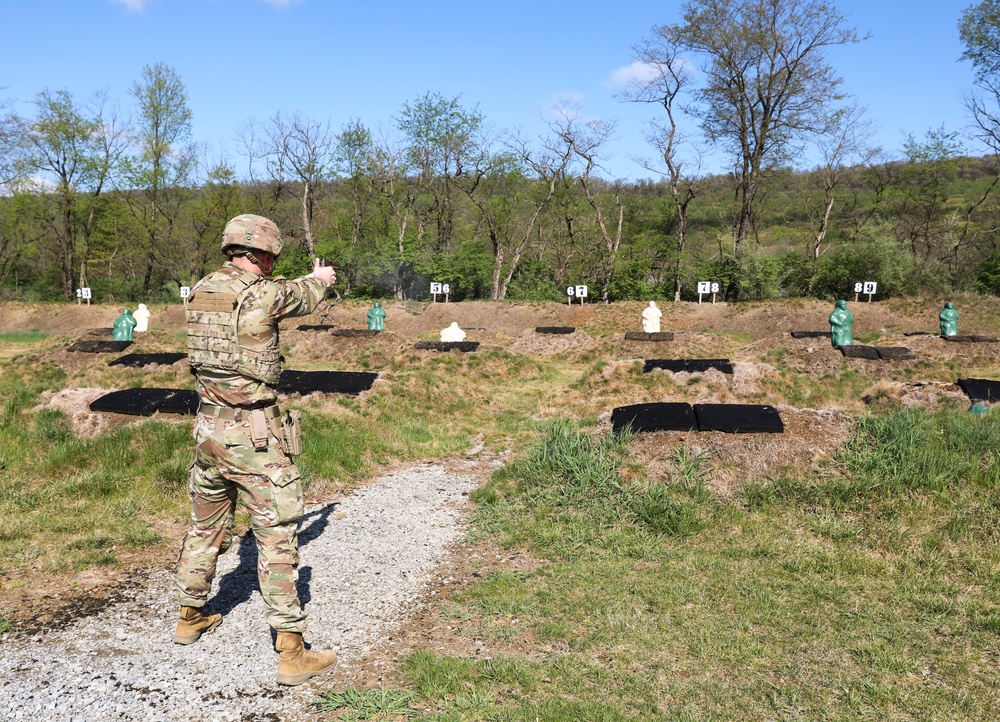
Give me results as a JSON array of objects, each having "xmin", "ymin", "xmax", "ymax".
[{"xmin": 185, "ymin": 268, "xmax": 282, "ymax": 385}]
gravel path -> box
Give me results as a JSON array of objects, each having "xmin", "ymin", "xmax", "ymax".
[{"xmin": 0, "ymin": 462, "xmax": 481, "ymax": 721}]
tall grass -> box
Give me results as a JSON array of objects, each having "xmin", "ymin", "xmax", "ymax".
[
  {"xmin": 363, "ymin": 408, "xmax": 1000, "ymax": 721},
  {"xmin": 473, "ymin": 422, "xmax": 709, "ymax": 561}
]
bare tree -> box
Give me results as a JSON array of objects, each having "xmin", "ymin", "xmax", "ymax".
[
  {"xmin": 555, "ymin": 113, "xmax": 625, "ymax": 303},
  {"xmin": 236, "ymin": 117, "xmax": 287, "ymax": 217},
  {"xmin": 189, "ymin": 148, "xmax": 240, "ymax": 284},
  {"xmin": 805, "ymin": 102, "xmax": 878, "ymax": 293},
  {"xmin": 79, "ymin": 90, "xmax": 129, "ymax": 291},
  {"xmin": 624, "ymin": 40, "xmax": 705, "ymax": 301},
  {"xmin": 370, "ymin": 127, "xmax": 423, "ymax": 299},
  {"xmin": 652, "ymin": 0, "xmax": 863, "ymax": 263},
  {"xmin": 272, "ymin": 112, "xmax": 334, "ymax": 257},
  {"xmin": 454, "ymin": 126, "xmax": 574, "ymax": 300}
]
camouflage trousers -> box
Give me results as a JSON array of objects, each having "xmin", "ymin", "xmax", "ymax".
[{"xmin": 173, "ymin": 409, "xmax": 306, "ymax": 632}]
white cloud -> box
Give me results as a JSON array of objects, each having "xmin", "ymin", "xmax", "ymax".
[
  {"xmin": 605, "ymin": 61, "xmax": 662, "ymax": 88},
  {"xmin": 114, "ymin": 0, "xmax": 151, "ymax": 11}
]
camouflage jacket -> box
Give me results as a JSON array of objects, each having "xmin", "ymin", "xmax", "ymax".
[{"xmin": 186, "ymin": 262, "xmax": 327, "ymax": 407}]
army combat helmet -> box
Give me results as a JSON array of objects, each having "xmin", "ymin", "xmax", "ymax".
[{"xmin": 221, "ymin": 214, "xmax": 283, "ymax": 259}]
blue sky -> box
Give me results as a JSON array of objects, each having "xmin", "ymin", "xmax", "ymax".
[{"xmin": 0, "ymin": 0, "xmax": 982, "ymax": 180}]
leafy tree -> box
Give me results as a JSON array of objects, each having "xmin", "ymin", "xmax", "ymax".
[
  {"xmin": 0, "ymin": 192, "xmax": 44, "ymax": 291},
  {"xmin": 396, "ymin": 93, "xmax": 482, "ymax": 255},
  {"xmin": 893, "ymin": 127, "xmax": 964, "ymax": 273},
  {"xmin": 121, "ymin": 63, "xmax": 194, "ymax": 296},
  {"xmin": 20, "ymin": 89, "xmax": 124, "ymax": 299}
]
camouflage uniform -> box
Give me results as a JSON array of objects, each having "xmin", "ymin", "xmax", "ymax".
[{"xmin": 174, "ymin": 262, "xmax": 327, "ymax": 632}]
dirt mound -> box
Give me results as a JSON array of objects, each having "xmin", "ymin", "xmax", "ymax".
[
  {"xmin": 615, "ymin": 406, "xmax": 855, "ymax": 499},
  {"xmin": 32, "ymin": 387, "xmax": 144, "ymax": 436},
  {"xmin": 509, "ymin": 328, "xmax": 597, "ymax": 356}
]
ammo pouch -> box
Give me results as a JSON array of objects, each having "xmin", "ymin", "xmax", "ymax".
[
  {"xmin": 249, "ymin": 409, "xmax": 271, "ymax": 451},
  {"xmin": 269, "ymin": 409, "xmax": 303, "ymax": 456}
]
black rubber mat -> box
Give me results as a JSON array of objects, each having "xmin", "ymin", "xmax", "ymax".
[
  {"xmin": 332, "ymin": 329, "xmax": 380, "ymax": 337},
  {"xmin": 693, "ymin": 404, "xmax": 784, "ymax": 433},
  {"xmin": 790, "ymin": 331, "xmax": 830, "ymax": 338},
  {"xmin": 68, "ymin": 340, "xmax": 133, "ymax": 353},
  {"xmin": 109, "ymin": 353, "xmax": 187, "ymax": 368},
  {"xmin": 535, "ymin": 327, "xmax": 575, "ymax": 334},
  {"xmin": 644, "ymin": 359, "xmax": 734, "ymax": 374},
  {"xmin": 277, "ymin": 370, "xmax": 378, "ymax": 396},
  {"xmin": 413, "ymin": 341, "xmax": 480, "ymax": 352},
  {"xmin": 838, "ymin": 345, "xmax": 880, "ymax": 359},
  {"xmin": 958, "ymin": 378, "xmax": 1000, "ymax": 402},
  {"xmin": 624, "ymin": 332, "xmax": 675, "ymax": 341},
  {"xmin": 90, "ymin": 388, "xmax": 196, "ymax": 416},
  {"xmin": 943, "ymin": 335, "xmax": 977, "ymax": 343},
  {"xmin": 876, "ymin": 346, "xmax": 916, "ymax": 360},
  {"xmin": 903, "ymin": 331, "xmax": 933, "ymax": 336},
  {"xmin": 296, "ymin": 324, "xmax": 337, "ymax": 331},
  {"xmin": 156, "ymin": 390, "xmax": 199, "ymax": 415},
  {"xmin": 972, "ymin": 335, "xmax": 1000, "ymax": 343},
  {"xmin": 611, "ymin": 403, "xmax": 696, "ymax": 433}
]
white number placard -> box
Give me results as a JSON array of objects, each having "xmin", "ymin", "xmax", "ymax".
[
  {"xmin": 697, "ymin": 281, "xmax": 711, "ymax": 294},
  {"xmin": 863, "ymin": 281, "xmax": 877, "ymax": 295},
  {"xmin": 80, "ymin": 287, "xmax": 92, "ymax": 299},
  {"xmin": 575, "ymin": 285, "xmax": 588, "ymax": 298},
  {"xmin": 180, "ymin": 286, "xmax": 191, "ymax": 298},
  {"xmin": 430, "ymin": 282, "xmax": 442, "ymax": 294}
]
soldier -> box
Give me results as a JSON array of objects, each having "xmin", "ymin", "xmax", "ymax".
[{"xmin": 173, "ymin": 214, "xmax": 338, "ymax": 686}]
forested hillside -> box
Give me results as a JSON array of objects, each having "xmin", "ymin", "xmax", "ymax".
[{"xmin": 4, "ymin": 136, "xmax": 999, "ymax": 304}]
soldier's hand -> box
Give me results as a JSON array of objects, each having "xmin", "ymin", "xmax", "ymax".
[{"xmin": 310, "ymin": 258, "xmax": 337, "ymax": 285}]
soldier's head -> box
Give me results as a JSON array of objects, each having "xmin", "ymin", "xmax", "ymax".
[{"xmin": 222, "ymin": 214, "xmax": 283, "ymax": 276}]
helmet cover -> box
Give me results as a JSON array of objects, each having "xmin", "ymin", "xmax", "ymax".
[{"xmin": 221, "ymin": 214, "xmax": 283, "ymax": 256}]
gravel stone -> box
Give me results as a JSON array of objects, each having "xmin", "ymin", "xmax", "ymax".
[{"xmin": 0, "ymin": 462, "xmax": 479, "ymax": 721}]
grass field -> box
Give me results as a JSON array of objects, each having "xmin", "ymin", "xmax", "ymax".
[{"xmin": 1, "ymin": 299, "xmax": 999, "ymax": 720}]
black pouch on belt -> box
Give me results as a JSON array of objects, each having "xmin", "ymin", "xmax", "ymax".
[{"xmin": 249, "ymin": 409, "xmax": 270, "ymax": 450}]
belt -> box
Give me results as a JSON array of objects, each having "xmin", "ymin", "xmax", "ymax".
[{"xmin": 198, "ymin": 403, "xmax": 280, "ymax": 422}]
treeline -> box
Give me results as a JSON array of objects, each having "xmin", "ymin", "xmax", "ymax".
[{"xmin": 2, "ymin": 69, "xmax": 1000, "ymax": 304}]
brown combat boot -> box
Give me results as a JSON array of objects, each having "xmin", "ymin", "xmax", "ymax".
[
  {"xmin": 275, "ymin": 631, "xmax": 338, "ymax": 686},
  {"xmin": 173, "ymin": 605, "xmax": 222, "ymax": 645}
]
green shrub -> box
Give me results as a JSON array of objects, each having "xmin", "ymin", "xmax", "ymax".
[{"xmin": 813, "ymin": 223, "xmax": 919, "ymax": 299}]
